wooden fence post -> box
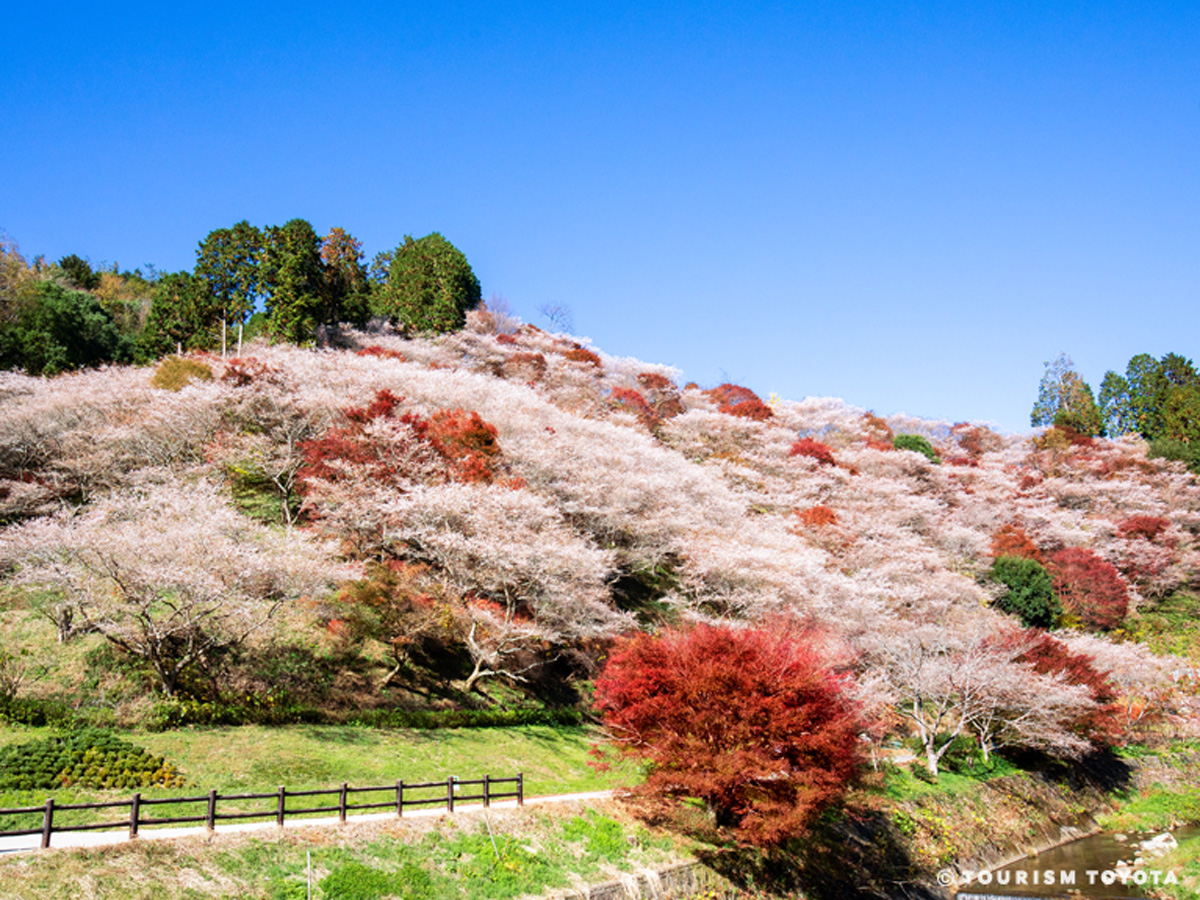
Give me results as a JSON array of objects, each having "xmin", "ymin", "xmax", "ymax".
[
  {"xmin": 517, "ymin": 772, "xmax": 524, "ymax": 806},
  {"xmin": 447, "ymin": 776, "xmax": 455, "ymax": 813},
  {"xmin": 396, "ymin": 779, "xmax": 404, "ymax": 817},
  {"xmin": 129, "ymin": 793, "xmax": 141, "ymax": 839},
  {"xmin": 40, "ymin": 798, "xmax": 54, "ymax": 849},
  {"xmin": 207, "ymin": 789, "xmax": 217, "ymax": 831},
  {"xmin": 276, "ymin": 786, "xmax": 286, "ymax": 827},
  {"xmin": 483, "ymin": 774, "xmax": 490, "ymax": 808},
  {"xmin": 339, "ymin": 782, "xmax": 348, "ymax": 823}
]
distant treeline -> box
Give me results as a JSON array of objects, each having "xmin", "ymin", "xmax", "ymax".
[{"xmin": 0, "ymin": 224, "xmax": 480, "ymax": 375}]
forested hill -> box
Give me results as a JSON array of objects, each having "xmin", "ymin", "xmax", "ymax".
[{"xmin": 0, "ymin": 313, "xmax": 1197, "ymax": 769}]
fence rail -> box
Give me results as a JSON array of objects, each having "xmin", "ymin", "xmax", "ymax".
[{"xmin": 0, "ymin": 773, "xmax": 522, "ymax": 849}]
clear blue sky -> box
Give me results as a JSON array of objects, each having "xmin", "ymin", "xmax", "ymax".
[{"xmin": 3, "ymin": 2, "xmax": 1197, "ymax": 433}]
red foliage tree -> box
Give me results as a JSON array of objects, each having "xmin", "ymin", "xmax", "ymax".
[
  {"xmin": 1013, "ymin": 631, "xmax": 1122, "ymax": 745},
  {"xmin": 297, "ymin": 391, "xmax": 503, "ymax": 492},
  {"xmin": 707, "ymin": 383, "xmax": 773, "ymax": 421},
  {"xmin": 789, "ymin": 438, "xmax": 836, "ymax": 466},
  {"xmin": 426, "ymin": 408, "xmax": 501, "ymax": 484},
  {"xmin": 357, "ymin": 345, "xmax": 406, "ymax": 361},
  {"xmin": 990, "ymin": 524, "xmax": 1044, "ymax": 564},
  {"xmin": 796, "ymin": 505, "xmax": 838, "ymax": 527},
  {"xmin": 593, "ymin": 622, "xmax": 861, "ymax": 848},
  {"xmin": 564, "ymin": 346, "xmax": 602, "ymax": 368},
  {"xmin": 1046, "ymin": 548, "xmax": 1129, "ymax": 631},
  {"xmin": 637, "ymin": 372, "xmax": 685, "ymax": 419},
  {"xmin": 1117, "ymin": 515, "xmax": 1170, "ymax": 542},
  {"xmin": 609, "ymin": 387, "xmax": 658, "ymax": 428}
]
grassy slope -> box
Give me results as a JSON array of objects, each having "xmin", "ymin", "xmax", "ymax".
[{"xmin": 0, "ymin": 798, "xmax": 696, "ymax": 900}]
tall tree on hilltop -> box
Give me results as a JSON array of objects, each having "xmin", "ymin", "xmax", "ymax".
[
  {"xmin": 140, "ymin": 272, "xmax": 211, "ymax": 359},
  {"xmin": 1098, "ymin": 371, "xmax": 1136, "ymax": 437},
  {"xmin": 319, "ymin": 227, "xmax": 371, "ymax": 328},
  {"xmin": 195, "ymin": 220, "xmax": 263, "ymax": 351},
  {"xmin": 262, "ymin": 219, "xmax": 323, "ymax": 344},
  {"xmin": 379, "ymin": 233, "xmax": 481, "ymax": 334},
  {"xmin": 1031, "ymin": 353, "xmax": 1103, "ymax": 435}
]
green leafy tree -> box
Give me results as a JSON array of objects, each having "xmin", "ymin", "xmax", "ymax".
[
  {"xmin": 1030, "ymin": 353, "xmax": 1103, "ymax": 436},
  {"xmin": 0, "ymin": 282, "xmax": 131, "ymax": 375},
  {"xmin": 1124, "ymin": 353, "xmax": 1162, "ymax": 437},
  {"xmin": 1098, "ymin": 371, "xmax": 1135, "ymax": 436},
  {"xmin": 319, "ymin": 227, "xmax": 371, "ymax": 327},
  {"xmin": 1162, "ymin": 385, "xmax": 1200, "ymax": 444},
  {"xmin": 56, "ymin": 254, "xmax": 100, "ymax": 291},
  {"xmin": 893, "ymin": 433, "xmax": 940, "ymax": 463},
  {"xmin": 991, "ymin": 556, "xmax": 1060, "ymax": 629},
  {"xmin": 381, "ymin": 233, "xmax": 481, "ymax": 334},
  {"xmin": 194, "ymin": 220, "xmax": 263, "ymax": 340},
  {"xmin": 261, "ymin": 219, "xmax": 323, "ymax": 344},
  {"xmin": 139, "ymin": 272, "xmax": 212, "ymax": 359}
]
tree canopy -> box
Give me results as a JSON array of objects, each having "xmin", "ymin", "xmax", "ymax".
[
  {"xmin": 593, "ymin": 621, "xmax": 861, "ymax": 848},
  {"xmin": 380, "ymin": 233, "xmax": 481, "ymax": 334}
]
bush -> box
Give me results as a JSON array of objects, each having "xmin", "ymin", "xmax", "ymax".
[
  {"xmin": 1046, "ymin": 547, "xmax": 1129, "ymax": 631},
  {"xmin": 990, "ymin": 523, "xmax": 1044, "ymax": 563},
  {"xmin": 1148, "ymin": 438, "xmax": 1200, "ymax": 474},
  {"xmin": 1118, "ymin": 515, "xmax": 1171, "ymax": 542},
  {"xmin": 707, "ymin": 383, "xmax": 773, "ymax": 421},
  {"xmin": 893, "ymin": 433, "xmax": 940, "ymax": 463},
  {"xmin": 991, "ymin": 556, "xmax": 1060, "ymax": 628},
  {"xmin": 789, "ymin": 438, "xmax": 836, "ymax": 466},
  {"xmin": 0, "ymin": 729, "xmax": 184, "ymax": 791},
  {"xmin": 151, "ymin": 355, "xmax": 214, "ymax": 391}
]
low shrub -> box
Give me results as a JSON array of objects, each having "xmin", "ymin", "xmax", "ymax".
[
  {"xmin": 1148, "ymin": 438, "xmax": 1200, "ymax": 474},
  {"xmin": 893, "ymin": 433, "xmax": 940, "ymax": 463},
  {"xmin": 991, "ymin": 556, "xmax": 1060, "ymax": 629},
  {"xmin": 0, "ymin": 729, "xmax": 184, "ymax": 791},
  {"xmin": 789, "ymin": 438, "xmax": 836, "ymax": 466},
  {"xmin": 151, "ymin": 355, "xmax": 213, "ymax": 391}
]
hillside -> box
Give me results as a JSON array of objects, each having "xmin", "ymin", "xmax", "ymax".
[{"xmin": 1, "ymin": 315, "xmax": 1198, "ymax": 758}]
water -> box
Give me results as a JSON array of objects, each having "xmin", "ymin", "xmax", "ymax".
[{"xmin": 955, "ymin": 827, "xmax": 1198, "ymax": 899}]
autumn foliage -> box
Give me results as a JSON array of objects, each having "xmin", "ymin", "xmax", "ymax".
[
  {"xmin": 989, "ymin": 524, "xmax": 1044, "ymax": 564},
  {"xmin": 789, "ymin": 438, "xmax": 836, "ymax": 466},
  {"xmin": 1014, "ymin": 631, "xmax": 1122, "ymax": 745},
  {"xmin": 297, "ymin": 390, "xmax": 503, "ymax": 493},
  {"xmin": 707, "ymin": 383, "xmax": 773, "ymax": 421},
  {"xmin": 1046, "ymin": 548, "xmax": 1129, "ymax": 631},
  {"xmin": 593, "ymin": 622, "xmax": 861, "ymax": 848},
  {"xmin": 796, "ymin": 505, "xmax": 839, "ymax": 527},
  {"xmin": 1118, "ymin": 516, "xmax": 1170, "ymax": 542}
]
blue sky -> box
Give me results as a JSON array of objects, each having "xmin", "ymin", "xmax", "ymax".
[{"xmin": 3, "ymin": 2, "xmax": 1197, "ymax": 433}]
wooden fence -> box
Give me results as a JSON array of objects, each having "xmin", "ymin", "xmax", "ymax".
[{"xmin": 0, "ymin": 773, "xmax": 522, "ymax": 849}]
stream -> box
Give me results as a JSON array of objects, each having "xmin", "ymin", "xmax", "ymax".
[{"xmin": 955, "ymin": 827, "xmax": 1198, "ymax": 899}]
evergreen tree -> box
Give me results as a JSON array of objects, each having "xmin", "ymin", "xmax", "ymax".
[
  {"xmin": 319, "ymin": 227, "xmax": 371, "ymax": 328},
  {"xmin": 194, "ymin": 220, "xmax": 263, "ymax": 334},
  {"xmin": 0, "ymin": 282, "xmax": 130, "ymax": 374},
  {"xmin": 140, "ymin": 272, "xmax": 212, "ymax": 359},
  {"xmin": 380, "ymin": 233, "xmax": 481, "ymax": 334},
  {"xmin": 261, "ymin": 219, "xmax": 323, "ymax": 344},
  {"xmin": 1098, "ymin": 371, "xmax": 1135, "ymax": 436}
]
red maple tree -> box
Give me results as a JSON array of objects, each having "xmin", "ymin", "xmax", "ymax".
[
  {"xmin": 789, "ymin": 438, "xmax": 836, "ymax": 466},
  {"xmin": 1046, "ymin": 548, "xmax": 1129, "ymax": 631},
  {"xmin": 593, "ymin": 622, "xmax": 861, "ymax": 847}
]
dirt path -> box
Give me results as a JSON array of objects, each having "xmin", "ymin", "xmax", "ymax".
[{"xmin": 0, "ymin": 790, "xmax": 614, "ymax": 856}]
